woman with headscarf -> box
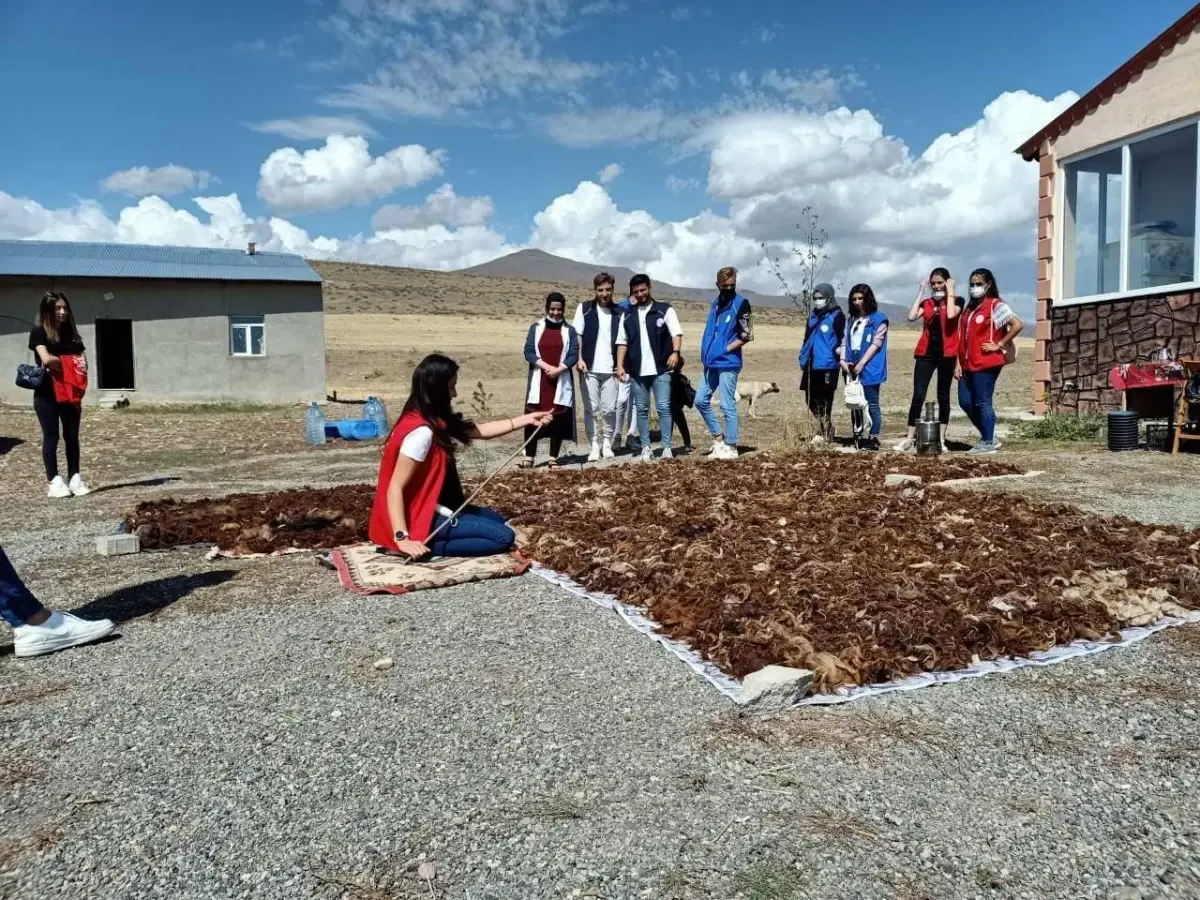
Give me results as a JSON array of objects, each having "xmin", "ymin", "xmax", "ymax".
[
  {"xmin": 521, "ymin": 292, "xmax": 579, "ymax": 467},
  {"xmin": 838, "ymin": 284, "xmax": 889, "ymax": 451},
  {"xmin": 957, "ymin": 268, "xmax": 1023, "ymax": 455},
  {"xmin": 797, "ymin": 282, "xmax": 845, "ymax": 440}
]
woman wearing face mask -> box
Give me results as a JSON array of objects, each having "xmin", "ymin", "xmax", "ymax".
[
  {"xmin": 797, "ymin": 282, "xmax": 845, "ymax": 440},
  {"xmin": 957, "ymin": 268, "xmax": 1023, "ymax": 455},
  {"xmin": 520, "ymin": 292, "xmax": 580, "ymax": 468},
  {"xmin": 895, "ymin": 268, "xmax": 963, "ymax": 452},
  {"xmin": 838, "ymin": 284, "xmax": 888, "ymax": 451}
]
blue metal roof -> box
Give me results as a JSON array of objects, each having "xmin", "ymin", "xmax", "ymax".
[{"xmin": 0, "ymin": 240, "xmax": 322, "ymax": 284}]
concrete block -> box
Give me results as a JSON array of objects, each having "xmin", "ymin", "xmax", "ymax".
[
  {"xmin": 884, "ymin": 473, "xmax": 924, "ymax": 487},
  {"xmin": 96, "ymin": 533, "xmax": 140, "ymax": 556},
  {"xmin": 741, "ymin": 665, "xmax": 813, "ymax": 708}
]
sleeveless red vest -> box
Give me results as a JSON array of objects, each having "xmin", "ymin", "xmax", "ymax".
[
  {"xmin": 958, "ymin": 298, "xmax": 1008, "ymax": 372},
  {"xmin": 368, "ymin": 410, "xmax": 448, "ymax": 548},
  {"xmin": 913, "ymin": 298, "xmax": 960, "ymax": 359}
]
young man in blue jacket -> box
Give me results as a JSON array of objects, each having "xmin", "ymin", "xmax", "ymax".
[{"xmin": 696, "ymin": 266, "xmax": 752, "ymax": 459}]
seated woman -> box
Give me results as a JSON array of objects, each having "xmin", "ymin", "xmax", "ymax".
[{"xmin": 368, "ymin": 354, "xmax": 552, "ymax": 559}]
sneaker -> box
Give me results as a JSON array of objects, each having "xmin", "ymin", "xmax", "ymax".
[
  {"xmin": 587, "ymin": 443, "xmax": 601, "ymax": 463},
  {"xmin": 611, "ymin": 436, "xmax": 623, "ymax": 452},
  {"xmin": 639, "ymin": 447, "xmax": 654, "ymax": 462},
  {"xmin": 993, "ymin": 439, "xmax": 1003, "ymax": 450},
  {"xmin": 861, "ymin": 438, "xmax": 881, "ymax": 452},
  {"xmin": 68, "ymin": 474, "xmax": 91, "ymax": 497},
  {"xmin": 967, "ymin": 441, "xmax": 997, "ymax": 456},
  {"xmin": 13, "ymin": 611, "xmax": 116, "ymax": 658},
  {"xmin": 718, "ymin": 442, "xmax": 739, "ymax": 460},
  {"xmin": 47, "ymin": 476, "xmax": 71, "ymax": 499},
  {"xmin": 705, "ymin": 439, "xmax": 727, "ymax": 457},
  {"xmin": 810, "ymin": 435, "xmax": 826, "ymax": 446},
  {"xmin": 940, "ymin": 441, "xmax": 950, "ymax": 454},
  {"xmin": 601, "ymin": 439, "xmax": 615, "ymax": 459},
  {"xmin": 660, "ymin": 446, "xmax": 674, "ymax": 460},
  {"xmin": 893, "ymin": 438, "xmax": 915, "ymax": 453}
]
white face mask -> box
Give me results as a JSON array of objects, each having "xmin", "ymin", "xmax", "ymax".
[
  {"xmin": 932, "ymin": 290, "xmax": 947, "ymax": 301},
  {"xmin": 812, "ymin": 296, "xmax": 828, "ymax": 309},
  {"xmin": 969, "ymin": 285, "xmax": 986, "ymax": 300}
]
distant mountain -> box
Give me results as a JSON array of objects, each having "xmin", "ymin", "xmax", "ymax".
[{"xmin": 456, "ymin": 248, "xmax": 911, "ymax": 322}]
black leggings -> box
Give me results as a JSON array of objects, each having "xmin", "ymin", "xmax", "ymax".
[
  {"xmin": 524, "ymin": 430, "xmax": 563, "ymax": 459},
  {"xmin": 907, "ymin": 356, "xmax": 958, "ymax": 426},
  {"xmin": 805, "ymin": 368, "xmax": 839, "ymax": 436},
  {"xmin": 671, "ymin": 406, "xmax": 691, "ymax": 447},
  {"xmin": 34, "ymin": 394, "xmax": 81, "ymax": 481}
]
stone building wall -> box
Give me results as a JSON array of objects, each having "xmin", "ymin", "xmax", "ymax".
[{"xmin": 1046, "ymin": 290, "xmax": 1200, "ymax": 413}]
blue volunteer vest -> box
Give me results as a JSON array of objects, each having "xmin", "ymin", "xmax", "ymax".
[
  {"xmin": 579, "ymin": 300, "xmax": 622, "ymax": 370},
  {"xmin": 844, "ymin": 311, "xmax": 889, "ymax": 386},
  {"xmin": 799, "ymin": 308, "xmax": 843, "ymax": 370},
  {"xmin": 700, "ymin": 293, "xmax": 747, "ymax": 371},
  {"xmin": 622, "ymin": 301, "xmax": 675, "ymax": 376}
]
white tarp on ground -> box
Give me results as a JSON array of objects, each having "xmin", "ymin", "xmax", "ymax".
[{"xmin": 531, "ymin": 565, "xmax": 1200, "ymax": 708}]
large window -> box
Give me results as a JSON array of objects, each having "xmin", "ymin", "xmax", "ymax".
[
  {"xmin": 1061, "ymin": 121, "xmax": 1199, "ymax": 301},
  {"xmin": 230, "ymin": 315, "xmax": 265, "ymax": 357}
]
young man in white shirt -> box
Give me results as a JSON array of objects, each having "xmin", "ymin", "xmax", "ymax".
[
  {"xmin": 572, "ymin": 272, "xmax": 623, "ymax": 461},
  {"xmin": 615, "ymin": 274, "xmax": 684, "ymax": 461}
]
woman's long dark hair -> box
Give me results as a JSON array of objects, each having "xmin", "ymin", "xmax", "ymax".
[
  {"xmin": 401, "ymin": 354, "xmax": 474, "ymax": 449},
  {"xmin": 970, "ymin": 268, "xmax": 1001, "ymax": 300},
  {"xmin": 38, "ymin": 291, "xmax": 77, "ymax": 344},
  {"xmin": 847, "ymin": 283, "xmax": 878, "ymax": 317}
]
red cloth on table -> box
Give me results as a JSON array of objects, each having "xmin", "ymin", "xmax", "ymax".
[
  {"xmin": 1109, "ymin": 363, "xmax": 1185, "ymax": 391},
  {"xmin": 53, "ymin": 354, "xmax": 88, "ymax": 405}
]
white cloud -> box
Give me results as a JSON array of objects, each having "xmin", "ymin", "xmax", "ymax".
[
  {"xmin": 371, "ymin": 183, "xmax": 494, "ymax": 230},
  {"xmin": 257, "ymin": 134, "xmax": 444, "ymax": 214},
  {"xmin": 100, "ymin": 165, "xmax": 213, "ymax": 197},
  {"xmin": 665, "ymin": 174, "xmax": 699, "ymax": 192},
  {"xmin": 598, "ymin": 163, "xmax": 622, "ymax": 184},
  {"xmin": 669, "ymin": 6, "xmax": 691, "ymax": 21},
  {"xmin": 760, "ymin": 68, "xmax": 861, "ymax": 106},
  {"xmin": 542, "ymin": 106, "xmax": 670, "ymax": 148},
  {"xmin": 248, "ymin": 116, "xmax": 379, "ymax": 140}
]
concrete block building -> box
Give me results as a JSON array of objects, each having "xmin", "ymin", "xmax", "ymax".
[
  {"xmin": 1017, "ymin": 4, "xmax": 1200, "ymax": 414},
  {"xmin": 0, "ymin": 240, "xmax": 325, "ymax": 405}
]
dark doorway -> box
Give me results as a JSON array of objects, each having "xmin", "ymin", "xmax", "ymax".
[{"xmin": 95, "ymin": 319, "xmax": 135, "ymax": 390}]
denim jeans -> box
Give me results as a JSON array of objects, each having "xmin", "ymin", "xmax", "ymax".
[
  {"xmin": 694, "ymin": 368, "xmax": 741, "ymax": 445},
  {"xmin": 864, "ymin": 384, "xmax": 882, "ymax": 437},
  {"xmin": 630, "ymin": 372, "xmax": 673, "ymax": 449},
  {"xmin": 0, "ymin": 546, "xmax": 44, "ymax": 628},
  {"xmin": 429, "ymin": 506, "xmax": 515, "ymax": 558},
  {"xmin": 958, "ymin": 367, "xmax": 1002, "ymax": 443}
]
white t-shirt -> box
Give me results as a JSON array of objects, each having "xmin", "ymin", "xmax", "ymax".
[
  {"xmin": 616, "ymin": 303, "xmax": 683, "ymax": 377},
  {"xmin": 571, "ymin": 302, "xmax": 617, "ymax": 374},
  {"xmin": 991, "ymin": 301, "xmax": 1015, "ymax": 329}
]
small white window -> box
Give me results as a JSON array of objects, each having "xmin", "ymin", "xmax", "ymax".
[{"xmin": 230, "ymin": 316, "xmax": 265, "ymax": 357}]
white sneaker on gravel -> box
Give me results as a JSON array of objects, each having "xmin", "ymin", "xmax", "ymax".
[
  {"xmin": 601, "ymin": 439, "xmax": 615, "ymax": 459},
  {"xmin": 68, "ymin": 474, "xmax": 91, "ymax": 497},
  {"xmin": 719, "ymin": 443, "xmax": 739, "ymax": 460},
  {"xmin": 639, "ymin": 447, "xmax": 654, "ymax": 462},
  {"xmin": 705, "ymin": 439, "xmax": 726, "ymax": 457},
  {"xmin": 660, "ymin": 446, "xmax": 674, "ymax": 460},
  {"xmin": 47, "ymin": 476, "xmax": 71, "ymax": 499},
  {"xmin": 893, "ymin": 438, "xmax": 915, "ymax": 452},
  {"xmin": 14, "ymin": 611, "xmax": 116, "ymax": 658},
  {"xmin": 587, "ymin": 442, "xmax": 601, "ymax": 462}
]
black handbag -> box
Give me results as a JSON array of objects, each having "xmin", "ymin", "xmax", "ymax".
[{"xmin": 16, "ymin": 352, "xmax": 45, "ymax": 391}]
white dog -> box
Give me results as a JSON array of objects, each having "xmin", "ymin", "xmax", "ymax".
[{"xmin": 736, "ymin": 381, "xmax": 780, "ymax": 417}]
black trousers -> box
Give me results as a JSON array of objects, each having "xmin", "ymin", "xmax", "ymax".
[
  {"xmin": 524, "ymin": 430, "xmax": 563, "ymax": 459},
  {"xmin": 671, "ymin": 406, "xmax": 691, "ymax": 447},
  {"xmin": 805, "ymin": 368, "xmax": 839, "ymax": 436},
  {"xmin": 907, "ymin": 356, "xmax": 958, "ymax": 426},
  {"xmin": 34, "ymin": 394, "xmax": 81, "ymax": 481}
]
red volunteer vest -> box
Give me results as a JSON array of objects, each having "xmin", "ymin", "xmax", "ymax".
[
  {"xmin": 958, "ymin": 297, "xmax": 1008, "ymax": 373},
  {"xmin": 913, "ymin": 298, "xmax": 960, "ymax": 359},
  {"xmin": 368, "ymin": 410, "xmax": 448, "ymax": 548}
]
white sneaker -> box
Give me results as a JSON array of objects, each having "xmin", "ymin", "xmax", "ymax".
[
  {"xmin": 639, "ymin": 447, "xmax": 653, "ymax": 462},
  {"xmin": 660, "ymin": 446, "xmax": 674, "ymax": 460},
  {"xmin": 940, "ymin": 441, "xmax": 949, "ymax": 454},
  {"xmin": 13, "ymin": 611, "xmax": 116, "ymax": 658},
  {"xmin": 601, "ymin": 439, "xmax": 615, "ymax": 459},
  {"xmin": 810, "ymin": 435, "xmax": 826, "ymax": 446},
  {"xmin": 47, "ymin": 476, "xmax": 71, "ymax": 499},
  {"xmin": 705, "ymin": 439, "xmax": 726, "ymax": 457},
  {"xmin": 587, "ymin": 442, "xmax": 601, "ymax": 462},
  {"xmin": 719, "ymin": 442, "xmax": 739, "ymax": 460},
  {"xmin": 893, "ymin": 438, "xmax": 915, "ymax": 453},
  {"xmin": 68, "ymin": 474, "xmax": 91, "ymax": 497}
]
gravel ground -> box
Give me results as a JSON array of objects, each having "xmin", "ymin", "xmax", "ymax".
[{"xmin": 4, "ymin": 417, "xmax": 1200, "ymax": 899}]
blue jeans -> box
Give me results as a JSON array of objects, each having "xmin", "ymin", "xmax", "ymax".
[
  {"xmin": 0, "ymin": 546, "xmax": 44, "ymax": 628},
  {"xmin": 429, "ymin": 506, "xmax": 515, "ymax": 558},
  {"xmin": 864, "ymin": 384, "xmax": 882, "ymax": 437},
  {"xmin": 630, "ymin": 373, "xmax": 673, "ymax": 449},
  {"xmin": 958, "ymin": 367, "xmax": 1002, "ymax": 443},
  {"xmin": 695, "ymin": 368, "xmax": 740, "ymax": 445}
]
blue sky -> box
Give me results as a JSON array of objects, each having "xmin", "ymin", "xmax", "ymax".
[{"xmin": 0, "ymin": 0, "xmax": 1194, "ymax": 310}]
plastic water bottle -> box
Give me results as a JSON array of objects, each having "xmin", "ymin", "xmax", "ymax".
[
  {"xmin": 363, "ymin": 395, "xmax": 388, "ymax": 439},
  {"xmin": 305, "ymin": 401, "xmax": 326, "ymax": 446}
]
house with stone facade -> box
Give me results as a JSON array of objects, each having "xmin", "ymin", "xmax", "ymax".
[{"xmin": 1017, "ymin": 3, "xmax": 1200, "ymax": 415}]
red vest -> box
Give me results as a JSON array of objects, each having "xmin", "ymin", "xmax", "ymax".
[
  {"xmin": 958, "ymin": 297, "xmax": 1008, "ymax": 372},
  {"xmin": 368, "ymin": 410, "xmax": 447, "ymax": 548},
  {"xmin": 913, "ymin": 298, "xmax": 960, "ymax": 359}
]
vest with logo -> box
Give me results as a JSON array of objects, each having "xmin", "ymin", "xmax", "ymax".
[
  {"xmin": 579, "ymin": 300, "xmax": 622, "ymax": 372},
  {"xmin": 958, "ymin": 298, "xmax": 1008, "ymax": 372},
  {"xmin": 622, "ymin": 301, "xmax": 675, "ymax": 376},
  {"xmin": 845, "ymin": 311, "xmax": 889, "ymax": 386},
  {"xmin": 799, "ymin": 307, "xmax": 844, "ymax": 370},
  {"xmin": 700, "ymin": 294, "xmax": 747, "ymax": 371}
]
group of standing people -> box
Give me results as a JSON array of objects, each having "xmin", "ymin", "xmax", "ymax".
[{"xmin": 799, "ymin": 267, "xmax": 1023, "ymax": 455}]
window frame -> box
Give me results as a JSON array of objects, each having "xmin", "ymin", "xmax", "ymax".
[
  {"xmin": 1055, "ymin": 115, "xmax": 1200, "ymax": 308},
  {"xmin": 229, "ymin": 315, "xmax": 266, "ymax": 358}
]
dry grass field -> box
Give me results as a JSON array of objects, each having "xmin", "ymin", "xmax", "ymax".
[{"xmin": 316, "ymin": 260, "xmax": 1035, "ymax": 446}]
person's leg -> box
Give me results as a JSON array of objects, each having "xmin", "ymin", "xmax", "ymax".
[
  {"xmin": 693, "ymin": 368, "xmax": 722, "ymax": 441},
  {"xmin": 672, "ymin": 406, "xmax": 691, "ymax": 447},
  {"xmin": 652, "ymin": 372, "xmax": 674, "ymax": 450},
  {"xmin": 599, "ymin": 375, "xmax": 618, "ymax": 454},
  {"xmin": 975, "ymin": 367, "xmax": 1001, "ymax": 444},
  {"xmin": 865, "ymin": 384, "xmax": 882, "ymax": 438},
  {"xmin": 524, "ymin": 422, "xmax": 538, "ymax": 459},
  {"xmin": 33, "ymin": 394, "xmax": 60, "ymax": 483},
  {"xmin": 631, "ymin": 376, "xmax": 652, "ymax": 447},
  {"xmin": 1, "ymin": 545, "xmax": 115, "ymax": 655},
  {"xmin": 60, "ymin": 403, "xmax": 84, "ymax": 489},
  {"xmin": 580, "ymin": 373, "xmax": 595, "ymax": 444},
  {"xmin": 718, "ymin": 370, "xmax": 740, "ymax": 447},
  {"xmin": 548, "ymin": 436, "xmax": 563, "ymax": 458},
  {"xmin": 810, "ymin": 371, "xmax": 835, "ymax": 438},
  {"xmin": 428, "ymin": 510, "xmax": 516, "ymax": 557},
  {"xmin": 957, "ymin": 372, "xmax": 981, "ymax": 435},
  {"xmin": 906, "ymin": 358, "xmax": 936, "ymax": 432},
  {"xmin": 613, "ymin": 378, "xmax": 629, "ymax": 448},
  {"xmin": 0, "ymin": 546, "xmax": 48, "ymax": 628},
  {"xmin": 935, "ymin": 358, "xmax": 957, "ymax": 426}
]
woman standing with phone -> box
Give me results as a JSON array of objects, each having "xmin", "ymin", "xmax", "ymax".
[{"xmin": 895, "ymin": 268, "xmax": 963, "ymax": 452}]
